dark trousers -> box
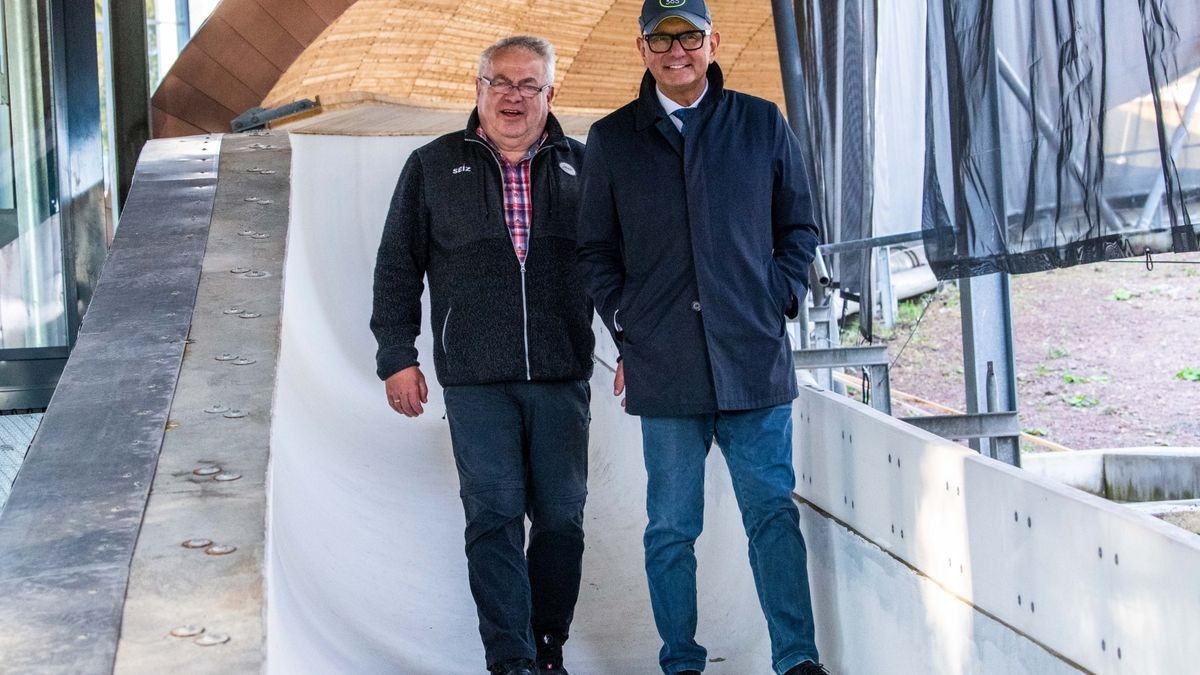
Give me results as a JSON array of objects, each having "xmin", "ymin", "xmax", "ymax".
[{"xmin": 444, "ymin": 380, "xmax": 590, "ymax": 669}]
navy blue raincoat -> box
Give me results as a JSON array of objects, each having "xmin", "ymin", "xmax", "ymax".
[{"xmin": 576, "ymin": 63, "xmax": 819, "ymax": 417}]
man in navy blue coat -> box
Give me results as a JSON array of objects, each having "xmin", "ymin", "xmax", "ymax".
[{"xmin": 576, "ymin": 1, "xmax": 826, "ymax": 674}]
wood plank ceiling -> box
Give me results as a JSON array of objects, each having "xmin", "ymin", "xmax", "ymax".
[{"xmin": 152, "ymin": 0, "xmax": 787, "ymax": 137}]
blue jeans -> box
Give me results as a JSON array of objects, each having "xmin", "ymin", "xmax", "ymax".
[
  {"xmin": 641, "ymin": 403, "xmax": 818, "ymax": 674},
  {"xmin": 444, "ymin": 381, "xmax": 590, "ymax": 669}
]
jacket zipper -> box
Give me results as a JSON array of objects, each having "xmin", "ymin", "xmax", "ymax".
[
  {"xmin": 519, "ymin": 262, "xmax": 531, "ymax": 380},
  {"xmin": 465, "ymin": 136, "xmax": 556, "ymax": 381},
  {"xmin": 441, "ymin": 306, "xmax": 452, "ymax": 354}
]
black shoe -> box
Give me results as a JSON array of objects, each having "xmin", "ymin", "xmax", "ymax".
[
  {"xmin": 784, "ymin": 662, "xmax": 831, "ymax": 675},
  {"xmin": 535, "ymin": 633, "xmax": 568, "ymax": 673},
  {"xmin": 677, "ymin": 671, "xmax": 702, "ymax": 675},
  {"xmin": 489, "ymin": 658, "xmax": 535, "ymax": 675}
]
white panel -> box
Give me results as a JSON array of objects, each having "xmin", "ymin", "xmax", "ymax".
[
  {"xmin": 796, "ymin": 385, "xmax": 1200, "ymax": 674},
  {"xmin": 802, "ymin": 503, "xmax": 1078, "ymax": 675},
  {"xmin": 872, "ymin": 0, "xmax": 927, "ymax": 237}
]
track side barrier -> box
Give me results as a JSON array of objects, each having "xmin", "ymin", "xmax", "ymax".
[{"xmin": 795, "ymin": 385, "xmax": 1199, "ymax": 673}]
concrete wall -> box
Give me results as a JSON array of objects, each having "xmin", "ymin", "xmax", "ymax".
[{"xmin": 796, "ymin": 388, "xmax": 1200, "ymax": 674}]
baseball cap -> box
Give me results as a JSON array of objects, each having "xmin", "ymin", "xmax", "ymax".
[{"xmin": 639, "ymin": 0, "xmax": 712, "ymax": 33}]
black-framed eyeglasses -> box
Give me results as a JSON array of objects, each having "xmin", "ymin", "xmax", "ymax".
[
  {"xmin": 642, "ymin": 29, "xmax": 710, "ymax": 54},
  {"xmin": 478, "ymin": 75, "xmax": 552, "ymax": 98}
]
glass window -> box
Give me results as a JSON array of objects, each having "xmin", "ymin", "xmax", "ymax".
[{"xmin": 0, "ymin": 0, "xmax": 66, "ymax": 350}]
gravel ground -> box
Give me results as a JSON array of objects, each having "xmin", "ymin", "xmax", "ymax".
[{"xmin": 842, "ymin": 251, "xmax": 1200, "ymax": 452}]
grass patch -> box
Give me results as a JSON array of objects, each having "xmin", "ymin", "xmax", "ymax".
[
  {"xmin": 839, "ymin": 319, "xmax": 860, "ymax": 345},
  {"xmin": 1062, "ymin": 393, "xmax": 1100, "ymax": 408},
  {"xmin": 1047, "ymin": 345, "xmax": 1068, "ymax": 359},
  {"xmin": 1177, "ymin": 367, "xmax": 1200, "ymax": 382},
  {"xmin": 895, "ymin": 298, "xmax": 925, "ymax": 325},
  {"xmin": 1062, "ymin": 372, "xmax": 1110, "ymax": 384},
  {"xmin": 1109, "ymin": 288, "xmax": 1137, "ymax": 301}
]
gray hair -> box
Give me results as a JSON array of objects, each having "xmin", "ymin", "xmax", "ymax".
[{"xmin": 477, "ymin": 35, "xmax": 556, "ymax": 84}]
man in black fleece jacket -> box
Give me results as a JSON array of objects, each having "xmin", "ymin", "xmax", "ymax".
[{"xmin": 370, "ymin": 36, "xmax": 594, "ymax": 675}]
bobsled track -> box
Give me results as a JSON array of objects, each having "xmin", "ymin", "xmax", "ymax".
[{"xmin": 0, "ymin": 129, "xmax": 1197, "ymax": 675}]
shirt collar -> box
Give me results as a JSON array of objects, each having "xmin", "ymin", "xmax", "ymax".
[
  {"xmin": 474, "ymin": 127, "xmax": 547, "ymax": 164},
  {"xmin": 655, "ymin": 79, "xmax": 709, "ymax": 117}
]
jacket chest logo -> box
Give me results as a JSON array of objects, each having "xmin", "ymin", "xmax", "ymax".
[
  {"xmin": 559, "ymin": 162, "xmax": 576, "ymax": 176},
  {"xmin": 452, "ymin": 164, "xmax": 472, "ymax": 175}
]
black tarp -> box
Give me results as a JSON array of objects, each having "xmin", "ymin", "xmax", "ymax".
[
  {"xmin": 795, "ymin": 0, "xmax": 877, "ymax": 336},
  {"xmin": 922, "ymin": 0, "xmax": 1200, "ymax": 278}
]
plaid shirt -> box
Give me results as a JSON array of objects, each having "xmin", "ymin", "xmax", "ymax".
[{"xmin": 476, "ymin": 128, "xmax": 548, "ymax": 265}]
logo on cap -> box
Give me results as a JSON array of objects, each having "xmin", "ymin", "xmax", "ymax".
[{"xmin": 660, "ymin": 0, "xmax": 685, "ymax": 7}]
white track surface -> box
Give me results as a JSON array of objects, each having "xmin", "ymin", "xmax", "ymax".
[
  {"xmin": 268, "ymin": 135, "xmax": 774, "ymax": 674},
  {"xmin": 268, "ymin": 133, "xmax": 1200, "ymax": 675}
]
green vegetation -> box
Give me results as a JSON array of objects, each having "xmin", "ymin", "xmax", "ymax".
[
  {"xmin": 1062, "ymin": 372, "xmax": 1110, "ymax": 384},
  {"xmin": 896, "ymin": 298, "xmax": 925, "ymax": 325},
  {"xmin": 839, "ymin": 319, "xmax": 861, "ymax": 345},
  {"xmin": 1109, "ymin": 288, "xmax": 1137, "ymax": 301},
  {"xmin": 1062, "ymin": 393, "xmax": 1100, "ymax": 408},
  {"xmin": 1176, "ymin": 367, "xmax": 1200, "ymax": 382},
  {"xmin": 1022, "ymin": 427, "xmax": 1049, "ymax": 437},
  {"xmin": 838, "ymin": 294, "xmax": 931, "ymax": 344},
  {"xmin": 1047, "ymin": 345, "xmax": 1068, "ymax": 359}
]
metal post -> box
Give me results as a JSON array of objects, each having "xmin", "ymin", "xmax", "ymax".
[
  {"xmin": 961, "ymin": 274, "xmax": 1018, "ymax": 465},
  {"xmin": 797, "ymin": 290, "xmax": 811, "ymax": 349},
  {"xmin": 771, "ymin": 0, "xmax": 808, "ymax": 138},
  {"xmin": 772, "ymin": 0, "xmax": 817, "ymax": 352},
  {"xmin": 47, "ymin": 0, "xmax": 106, "ymax": 346},
  {"xmin": 960, "ymin": 2, "xmax": 1019, "ymax": 466},
  {"xmin": 108, "ymin": 0, "xmax": 150, "ymax": 211},
  {"xmin": 876, "ymin": 245, "xmax": 895, "ymax": 328},
  {"xmin": 831, "ymin": 0, "xmax": 846, "ymax": 247}
]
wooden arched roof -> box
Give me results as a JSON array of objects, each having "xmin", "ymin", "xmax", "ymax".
[{"xmin": 152, "ymin": 0, "xmax": 787, "ymax": 136}]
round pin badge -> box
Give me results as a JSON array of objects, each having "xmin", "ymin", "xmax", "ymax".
[{"xmin": 559, "ymin": 162, "xmax": 576, "ymax": 176}]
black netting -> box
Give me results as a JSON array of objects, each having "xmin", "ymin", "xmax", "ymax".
[
  {"xmin": 795, "ymin": 0, "xmax": 877, "ymax": 336},
  {"xmin": 922, "ymin": 0, "xmax": 1200, "ymax": 279}
]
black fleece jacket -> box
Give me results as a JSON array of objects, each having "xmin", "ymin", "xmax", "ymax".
[{"xmin": 371, "ymin": 111, "xmax": 594, "ymax": 386}]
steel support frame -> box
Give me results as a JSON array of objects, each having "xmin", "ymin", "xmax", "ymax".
[
  {"xmin": 903, "ymin": 411, "xmax": 1019, "ymax": 441},
  {"xmin": 876, "ymin": 245, "xmax": 895, "ymax": 328},
  {"xmin": 960, "ymin": 275, "xmax": 1019, "ymax": 463},
  {"xmin": 950, "ymin": 6, "xmax": 1017, "ymax": 461},
  {"xmin": 994, "ymin": 52, "xmax": 1124, "ymax": 231},
  {"xmin": 959, "ymin": 2, "xmax": 1019, "ymax": 465},
  {"xmin": 792, "ymin": 346, "xmax": 892, "ymax": 414}
]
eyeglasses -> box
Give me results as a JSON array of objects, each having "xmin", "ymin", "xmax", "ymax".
[
  {"xmin": 478, "ymin": 76, "xmax": 552, "ymax": 98},
  {"xmin": 642, "ymin": 29, "xmax": 710, "ymax": 54}
]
